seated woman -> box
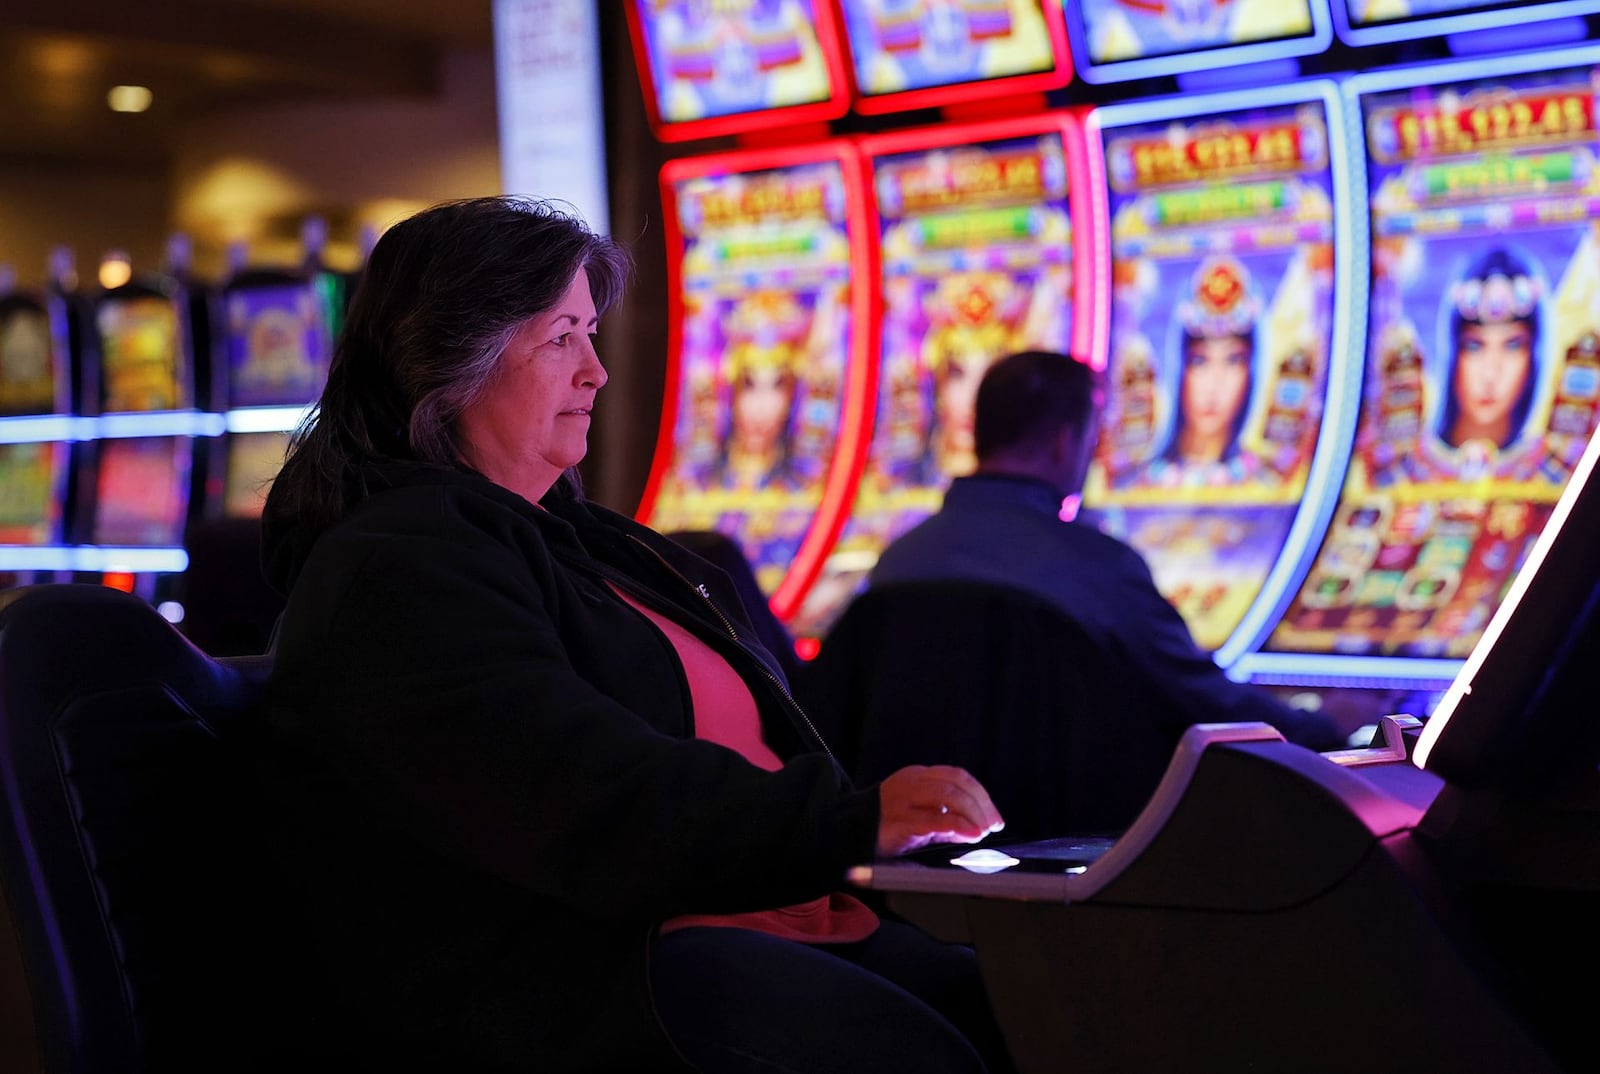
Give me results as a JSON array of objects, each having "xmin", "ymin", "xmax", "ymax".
[{"xmin": 256, "ymin": 195, "xmax": 1009, "ymax": 1074}]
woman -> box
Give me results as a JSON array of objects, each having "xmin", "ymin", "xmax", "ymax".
[
  {"xmin": 1160, "ymin": 255, "xmax": 1257, "ymax": 468},
  {"xmin": 258, "ymin": 196, "xmax": 1008, "ymax": 1073},
  {"xmin": 1437, "ymin": 246, "xmax": 1542, "ymax": 452}
]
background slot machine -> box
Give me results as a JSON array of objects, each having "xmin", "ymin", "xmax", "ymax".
[
  {"xmin": 1332, "ymin": 0, "xmax": 1600, "ymax": 47},
  {"xmin": 180, "ymin": 225, "xmax": 343, "ymax": 655},
  {"xmin": 635, "ymin": 141, "xmax": 876, "ymax": 615},
  {"xmin": 74, "ymin": 242, "xmax": 222, "ymax": 604},
  {"xmin": 1063, "ymin": 0, "xmax": 1333, "ymax": 84},
  {"xmin": 831, "ymin": 0, "xmax": 1072, "ymax": 115},
  {"xmin": 1080, "ymin": 81, "xmax": 1361, "ymax": 673},
  {"xmin": 1234, "ymin": 43, "xmax": 1600, "ymax": 724},
  {"xmin": 623, "ymin": 0, "xmax": 852, "ymax": 143},
  {"xmin": 786, "ymin": 110, "xmax": 1098, "ymax": 644},
  {"xmin": 0, "ymin": 266, "xmax": 81, "ymax": 590}
]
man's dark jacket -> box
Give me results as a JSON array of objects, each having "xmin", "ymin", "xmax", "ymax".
[{"xmin": 256, "ymin": 461, "xmax": 878, "ymax": 1071}]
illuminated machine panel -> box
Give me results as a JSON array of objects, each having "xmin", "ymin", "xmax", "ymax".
[
  {"xmin": 624, "ymin": 0, "xmax": 851, "ymax": 142},
  {"xmin": 1243, "ymin": 46, "xmax": 1600, "ymax": 686},
  {"xmin": 1065, "ymin": 0, "xmax": 1333, "ymax": 85},
  {"xmin": 786, "ymin": 111, "xmax": 1099, "ymax": 641},
  {"xmin": 1082, "ymin": 81, "xmax": 1361, "ymax": 665},
  {"xmin": 1333, "ymin": 0, "xmax": 1600, "ymax": 47},
  {"xmin": 222, "ymin": 279, "xmax": 334, "ymax": 410},
  {"xmin": 95, "ymin": 288, "xmax": 192, "ymax": 415},
  {"xmin": 834, "ymin": 0, "xmax": 1072, "ymax": 115},
  {"xmin": 0, "ymin": 441, "xmax": 68, "ymax": 546},
  {"xmin": 637, "ymin": 141, "xmax": 876, "ymax": 612}
]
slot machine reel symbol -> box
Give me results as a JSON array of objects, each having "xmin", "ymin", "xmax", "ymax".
[
  {"xmin": 1300, "ymin": 562, "xmax": 1361, "ymax": 611},
  {"xmin": 1395, "ymin": 565, "xmax": 1461, "ymax": 614}
]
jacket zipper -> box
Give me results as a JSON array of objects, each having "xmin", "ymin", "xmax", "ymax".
[{"xmin": 614, "ymin": 534, "xmax": 837, "ymax": 764}]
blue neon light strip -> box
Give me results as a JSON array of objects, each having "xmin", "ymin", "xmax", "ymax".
[
  {"xmin": 1069, "ymin": 1, "xmax": 1332, "ymax": 86},
  {"xmin": 225, "ymin": 405, "xmax": 314, "ymax": 434},
  {"xmin": 0, "ymin": 415, "xmax": 94, "ymax": 443},
  {"xmin": 96, "ymin": 411, "xmax": 226, "ymax": 439},
  {"xmin": 1332, "ymin": 1, "xmax": 1600, "ymax": 49},
  {"xmin": 0, "ymin": 546, "xmax": 189, "ymax": 573},
  {"xmin": 1229, "ymin": 650, "xmax": 1460, "ymax": 688}
]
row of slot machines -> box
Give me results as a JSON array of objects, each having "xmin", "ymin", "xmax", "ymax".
[
  {"xmin": 627, "ymin": 5, "xmax": 1600, "ymax": 724},
  {"xmin": 0, "ymin": 223, "xmax": 350, "ymax": 617}
]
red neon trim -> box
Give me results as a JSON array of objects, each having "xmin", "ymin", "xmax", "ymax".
[
  {"xmin": 1078, "ymin": 108, "xmax": 1113, "ymax": 371},
  {"xmin": 737, "ymin": 122, "xmax": 834, "ymax": 149},
  {"xmin": 841, "ymin": 0, "xmax": 1072, "ymax": 117},
  {"xmin": 770, "ymin": 143, "xmax": 877, "ymax": 620},
  {"xmin": 940, "ymin": 91, "xmax": 1049, "ymax": 124},
  {"xmin": 625, "ymin": 1, "xmax": 853, "ymax": 145}
]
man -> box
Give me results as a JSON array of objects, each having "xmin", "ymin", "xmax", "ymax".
[{"xmin": 869, "ymin": 349, "xmax": 1343, "ymax": 754}]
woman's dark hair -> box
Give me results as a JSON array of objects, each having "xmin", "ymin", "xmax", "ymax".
[
  {"xmin": 270, "ymin": 196, "xmax": 632, "ymax": 531},
  {"xmin": 973, "ymin": 349, "xmax": 1101, "ymax": 462},
  {"xmin": 1438, "ymin": 245, "xmax": 1542, "ymax": 450}
]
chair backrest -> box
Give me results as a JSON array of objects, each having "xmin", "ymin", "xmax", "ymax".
[
  {"xmin": 0, "ymin": 583, "xmax": 291, "ymax": 1073},
  {"xmin": 798, "ymin": 580, "xmax": 1184, "ymax": 840}
]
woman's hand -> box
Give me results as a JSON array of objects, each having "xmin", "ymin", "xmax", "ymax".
[{"xmin": 876, "ymin": 765, "xmax": 1005, "ymax": 857}]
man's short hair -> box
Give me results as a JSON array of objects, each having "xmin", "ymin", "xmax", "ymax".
[{"xmin": 973, "ymin": 350, "xmax": 1101, "ymax": 461}]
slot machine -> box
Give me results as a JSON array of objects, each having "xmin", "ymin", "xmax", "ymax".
[
  {"xmin": 831, "ymin": 0, "xmax": 1073, "ymax": 114},
  {"xmin": 1063, "ymin": 0, "xmax": 1332, "ymax": 84},
  {"xmin": 786, "ymin": 108, "xmax": 1100, "ymax": 643},
  {"xmin": 634, "ymin": 141, "xmax": 877, "ymax": 609},
  {"xmin": 0, "ymin": 260, "xmax": 81, "ymax": 590},
  {"xmin": 180, "ymin": 220, "xmax": 346, "ymax": 655},
  {"xmin": 1331, "ymin": 0, "xmax": 1600, "ymax": 46},
  {"xmin": 1234, "ymin": 42, "xmax": 1600, "ymax": 725},
  {"xmin": 72, "ymin": 240, "xmax": 221, "ymax": 604},
  {"xmin": 623, "ymin": 0, "xmax": 852, "ymax": 142},
  {"xmin": 1079, "ymin": 79, "xmax": 1362, "ymax": 671}
]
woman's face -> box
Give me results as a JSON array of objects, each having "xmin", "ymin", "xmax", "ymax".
[
  {"xmin": 1454, "ymin": 320, "xmax": 1532, "ymax": 440},
  {"xmin": 934, "ymin": 349, "xmax": 996, "ymax": 466},
  {"xmin": 455, "ymin": 270, "xmax": 605, "ymax": 500},
  {"xmin": 1180, "ymin": 334, "xmax": 1251, "ymax": 446},
  {"xmin": 730, "ymin": 359, "xmax": 795, "ymax": 456}
]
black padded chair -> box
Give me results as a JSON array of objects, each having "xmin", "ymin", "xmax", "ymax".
[
  {"xmin": 797, "ymin": 579, "xmax": 1187, "ymax": 841},
  {"xmin": 0, "ymin": 583, "xmax": 313, "ymax": 1073}
]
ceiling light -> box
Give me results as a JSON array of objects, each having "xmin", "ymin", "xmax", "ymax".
[
  {"xmin": 98, "ymin": 252, "xmax": 132, "ymax": 290},
  {"xmin": 107, "ymin": 85, "xmax": 153, "ymax": 113}
]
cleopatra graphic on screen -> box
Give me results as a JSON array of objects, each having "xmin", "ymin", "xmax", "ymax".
[
  {"xmin": 789, "ymin": 124, "xmax": 1075, "ymax": 640},
  {"xmin": 1083, "ymin": 100, "xmax": 1340, "ymax": 651},
  {"xmin": 1269, "ymin": 64, "xmax": 1600, "ymax": 660},
  {"xmin": 633, "ymin": 0, "xmax": 837, "ymax": 123},
  {"xmin": 646, "ymin": 157, "xmax": 857, "ymax": 597},
  {"xmin": 1076, "ymin": 0, "xmax": 1316, "ymax": 65}
]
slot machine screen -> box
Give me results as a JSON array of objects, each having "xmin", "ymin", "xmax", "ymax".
[
  {"xmin": 222, "ymin": 430, "xmax": 289, "ymax": 519},
  {"xmin": 97, "ymin": 293, "xmax": 187, "ymax": 413},
  {"xmin": 1083, "ymin": 84, "xmax": 1353, "ymax": 657},
  {"xmin": 224, "ymin": 282, "xmax": 332, "ymax": 409},
  {"xmin": 625, "ymin": 0, "xmax": 849, "ymax": 141},
  {"xmin": 1067, "ymin": 0, "xmax": 1332, "ymax": 84},
  {"xmin": 788, "ymin": 114, "xmax": 1086, "ymax": 640},
  {"xmin": 835, "ymin": 0, "xmax": 1071, "ymax": 114},
  {"xmin": 639, "ymin": 143, "xmax": 872, "ymax": 608},
  {"xmin": 92, "ymin": 436, "xmax": 191, "ymax": 547},
  {"xmin": 1264, "ymin": 52, "xmax": 1600, "ymax": 666},
  {"xmin": 1335, "ymin": 0, "xmax": 1600, "ymax": 44},
  {"xmin": 0, "ymin": 441, "xmax": 67, "ymax": 545},
  {"xmin": 0, "ymin": 295, "xmax": 68, "ymax": 417}
]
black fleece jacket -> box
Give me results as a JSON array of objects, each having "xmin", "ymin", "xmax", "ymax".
[{"xmin": 256, "ymin": 461, "xmax": 879, "ymax": 1072}]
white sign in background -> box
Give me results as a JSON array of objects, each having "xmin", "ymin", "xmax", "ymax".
[{"xmin": 493, "ymin": 0, "xmax": 612, "ymax": 234}]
